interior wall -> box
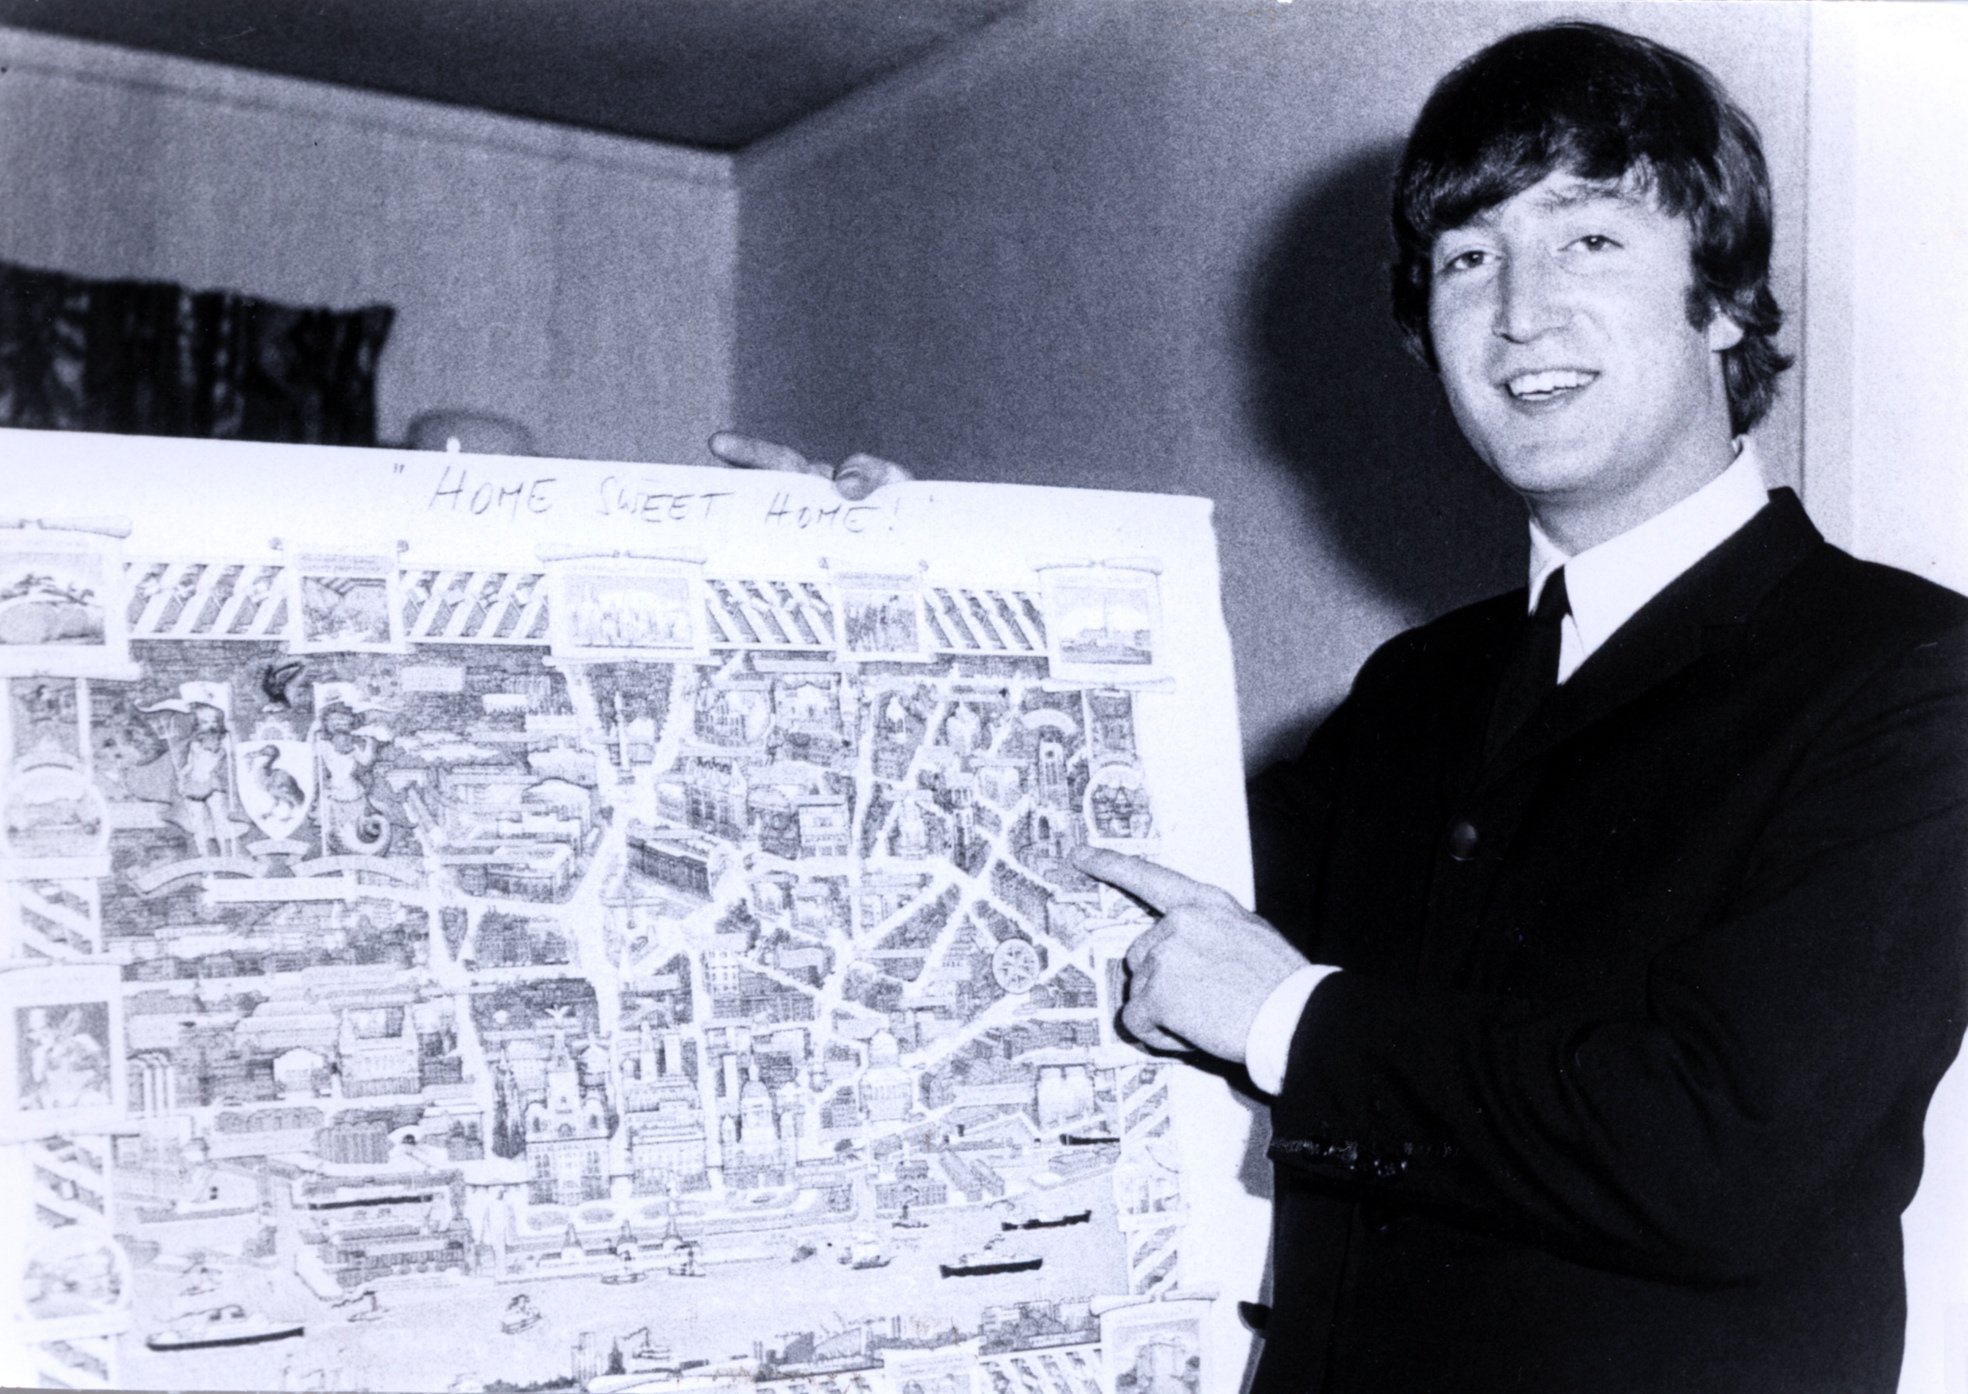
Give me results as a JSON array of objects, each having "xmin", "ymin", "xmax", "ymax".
[
  {"xmin": 734, "ymin": 0, "xmax": 1810, "ymax": 767},
  {"xmin": 1801, "ymin": 9, "xmax": 1968, "ymax": 1392},
  {"xmin": 1802, "ymin": 5, "xmax": 1968, "ymax": 593},
  {"xmin": 0, "ymin": 26, "xmax": 738, "ymax": 466}
]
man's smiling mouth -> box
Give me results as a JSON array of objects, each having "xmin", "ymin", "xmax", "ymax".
[{"xmin": 1505, "ymin": 369, "xmax": 1599, "ymax": 401}]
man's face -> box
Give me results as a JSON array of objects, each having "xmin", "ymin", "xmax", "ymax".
[{"xmin": 1426, "ymin": 170, "xmax": 1743, "ymax": 534}]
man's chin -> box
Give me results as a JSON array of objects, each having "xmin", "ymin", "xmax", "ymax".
[{"xmin": 1478, "ymin": 449, "xmax": 1606, "ymax": 503}]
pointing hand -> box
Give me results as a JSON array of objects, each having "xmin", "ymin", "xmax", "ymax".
[{"xmin": 1072, "ymin": 846, "xmax": 1310, "ymax": 1063}]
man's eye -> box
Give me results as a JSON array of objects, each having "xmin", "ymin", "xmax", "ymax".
[
  {"xmin": 1440, "ymin": 249, "xmax": 1489, "ymax": 274},
  {"xmin": 1573, "ymin": 234, "xmax": 1619, "ymax": 252}
]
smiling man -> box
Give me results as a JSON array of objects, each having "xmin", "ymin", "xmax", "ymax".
[{"xmin": 1074, "ymin": 22, "xmax": 1968, "ymax": 1394}]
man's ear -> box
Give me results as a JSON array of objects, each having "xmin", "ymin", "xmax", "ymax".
[{"xmin": 1706, "ymin": 309, "xmax": 1745, "ymax": 353}]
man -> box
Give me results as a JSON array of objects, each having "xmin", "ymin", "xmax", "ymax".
[
  {"xmin": 714, "ymin": 21, "xmax": 1967, "ymax": 1391},
  {"xmin": 1065, "ymin": 22, "xmax": 1968, "ymax": 1394}
]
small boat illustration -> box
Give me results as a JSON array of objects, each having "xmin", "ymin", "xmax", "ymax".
[
  {"xmin": 146, "ymin": 1304, "xmax": 304, "ymax": 1351},
  {"xmin": 334, "ymin": 1290, "xmax": 384, "ymax": 1323},
  {"xmin": 1001, "ymin": 1208, "xmax": 1092, "ymax": 1232},
  {"xmin": 500, "ymin": 1294, "xmax": 541, "ymax": 1334},
  {"xmin": 667, "ymin": 1242, "xmax": 704, "ymax": 1278},
  {"xmin": 177, "ymin": 1262, "xmax": 223, "ymax": 1298},
  {"xmin": 600, "ymin": 1249, "xmax": 645, "ymax": 1285},
  {"xmin": 891, "ymin": 1202, "xmax": 929, "ymax": 1231}
]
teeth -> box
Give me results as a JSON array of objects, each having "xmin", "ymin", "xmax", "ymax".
[{"xmin": 1508, "ymin": 369, "xmax": 1595, "ymax": 398}]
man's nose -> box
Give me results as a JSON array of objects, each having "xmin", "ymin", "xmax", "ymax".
[{"xmin": 1492, "ymin": 253, "xmax": 1569, "ymax": 341}]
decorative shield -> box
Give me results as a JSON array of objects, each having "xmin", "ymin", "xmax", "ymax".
[{"xmin": 234, "ymin": 739, "xmax": 316, "ymax": 842}]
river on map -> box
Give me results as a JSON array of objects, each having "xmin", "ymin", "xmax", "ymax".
[{"xmin": 120, "ymin": 1176, "xmax": 1128, "ymax": 1392}]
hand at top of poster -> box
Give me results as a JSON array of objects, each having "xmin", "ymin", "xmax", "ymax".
[
  {"xmin": 707, "ymin": 432, "xmax": 913, "ymax": 501},
  {"xmin": 1073, "ymin": 846, "xmax": 1310, "ymax": 1062}
]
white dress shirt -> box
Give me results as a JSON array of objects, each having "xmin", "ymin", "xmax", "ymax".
[{"xmin": 1242, "ymin": 442, "xmax": 1772, "ymax": 1095}]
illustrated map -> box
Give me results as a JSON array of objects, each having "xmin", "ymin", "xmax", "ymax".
[{"xmin": 0, "ymin": 448, "xmax": 1236, "ymax": 1394}]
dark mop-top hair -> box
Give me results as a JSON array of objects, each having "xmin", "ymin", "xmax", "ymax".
[{"xmin": 1391, "ymin": 21, "xmax": 1791, "ymax": 436}]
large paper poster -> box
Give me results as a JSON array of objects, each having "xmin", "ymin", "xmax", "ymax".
[{"xmin": 0, "ymin": 428, "xmax": 1264, "ymax": 1394}]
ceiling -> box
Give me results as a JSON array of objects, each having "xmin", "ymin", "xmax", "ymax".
[{"xmin": 0, "ymin": 0, "xmax": 1033, "ymax": 150}]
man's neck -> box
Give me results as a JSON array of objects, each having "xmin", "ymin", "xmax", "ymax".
[
  {"xmin": 1526, "ymin": 440, "xmax": 1740, "ymax": 555},
  {"xmin": 1524, "ymin": 442, "xmax": 1769, "ymax": 678}
]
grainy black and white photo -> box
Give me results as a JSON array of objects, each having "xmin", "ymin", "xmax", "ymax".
[{"xmin": 0, "ymin": 3, "xmax": 1964, "ymax": 1393}]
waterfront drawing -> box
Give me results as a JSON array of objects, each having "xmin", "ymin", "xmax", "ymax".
[{"xmin": 1038, "ymin": 565, "xmax": 1162, "ymax": 683}]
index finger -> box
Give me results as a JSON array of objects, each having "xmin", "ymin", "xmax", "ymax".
[
  {"xmin": 706, "ymin": 432, "xmax": 831, "ymax": 479},
  {"xmin": 1072, "ymin": 847, "xmax": 1225, "ymax": 913}
]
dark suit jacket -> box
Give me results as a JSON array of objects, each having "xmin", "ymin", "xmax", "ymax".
[{"xmin": 1246, "ymin": 490, "xmax": 1968, "ymax": 1394}]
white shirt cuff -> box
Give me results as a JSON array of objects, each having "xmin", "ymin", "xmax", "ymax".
[{"xmin": 1244, "ymin": 963, "xmax": 1339, "ymax": 1096}]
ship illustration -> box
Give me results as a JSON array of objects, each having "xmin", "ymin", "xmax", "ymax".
[
  {"xmin": 622, "ymin": 1328, "xmax": 677, "ymax": 1371},
  {"xmin": 500, "ymin": 1293, "xmax": 541, "ymax": 1334},
  {"xmin": 939, "ymin": 1246, "xmax": 1043, "ymax": 1279},
  {"xmin": 145, "ymin": 1304, "xmax": 305, "ymax": 1351},
  {"xmin": 1059, "ymin": 1130, "xmax": 1119, "ymax": 1146},
  {"xmin": 668, "ymin": 1241, "xmax": 705, "ymax": 1278},
  {"xmin": 839, "ymin": 1233, "xmax": 891, "ymax": 1270},
  {"xmin": 1001, "ymin": 1207, "xmax": 1092, "ymax": 1232}
]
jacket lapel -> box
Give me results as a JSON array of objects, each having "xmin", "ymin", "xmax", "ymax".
[{"xmin": 1481, "ymin": 489, "xmax": 1824, "ymax": 783}]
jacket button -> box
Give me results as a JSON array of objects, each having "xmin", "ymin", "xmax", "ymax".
[{"xmin": 1447, "ymin": 820, "xmax": 1480, "ymax": 860}]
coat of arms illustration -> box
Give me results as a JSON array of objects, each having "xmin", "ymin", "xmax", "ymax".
[{"xmin": 233, "ymin": 739, "xmax": 315, "ymax": 842}]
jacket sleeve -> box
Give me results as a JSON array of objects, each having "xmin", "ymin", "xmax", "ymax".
[{"xmin": 1268, "ymin": 622, "xmax": 1968, "ymax": 1283}]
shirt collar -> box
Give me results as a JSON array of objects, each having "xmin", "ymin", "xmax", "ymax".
[{"xmin": 1526, "ymin": 440, "xmax": 1770, "ymax": 662}]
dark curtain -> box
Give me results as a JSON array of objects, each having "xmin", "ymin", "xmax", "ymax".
[{"xmin": 0, "ymin": 259, "xmax": 394, "ymax": 446}]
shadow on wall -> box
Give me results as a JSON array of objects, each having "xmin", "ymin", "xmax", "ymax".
[
  {"xmin": 1219, "ymin": 147, "xmax": 1537, "ymax": 1360},
  {"xmin": 1246, "ymin": 141, "xmax": 1526, "ymax": 645}
]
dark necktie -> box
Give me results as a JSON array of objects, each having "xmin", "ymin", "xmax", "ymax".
[{"xmin": 1486, "ymin": 566, "xmax": 1569, "ymax": 760}]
